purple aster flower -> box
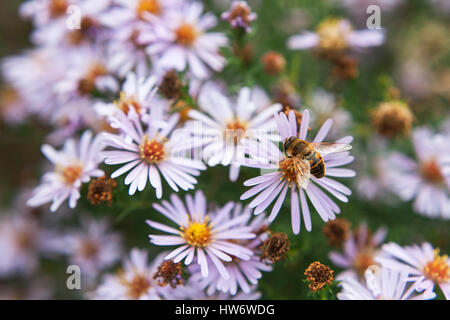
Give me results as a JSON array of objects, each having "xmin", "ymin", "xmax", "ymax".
[
  {"xmin": 221, "ymin": 1, "xmax": 257, "ymax": 33},
  {"xmin": 376, "ymin": 242, "xmax": 450, "ymax": 299},
  {"xmin": 147, "ymin": 190, "xmax": 256, "ymax": 279},
  {"xmin": 188, "ymin": 204, "xmax": 272, "ymax": 295},
  {"xmin": 139, "ymin": 1, "xmax": 228, "ymax": 79},
  {"xmin": 338, "ymin": 265, "xmax": 436, "ymax": 300},
  {"xmin": 101, "ymin": 109, "xmax": 206, "ymax": 197},
  {"xmin": 27, "ymin": 130, "xmax": 105, "ymax": 212},
  {"xmin": 241, "ymin": 110, "xmax": 355, "ymax": 234},
  {"xmin": 329, "ymin": 222, "xmax": 387, "ymax": 280},
  {"xmin": 385, "ymin": 127, "xmax": 450, "ymax": 219}
]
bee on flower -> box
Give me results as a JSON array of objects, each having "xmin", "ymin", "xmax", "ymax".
[{"xmin": 241, "ymin": 110, "xmax": 355, "ymax": 234}]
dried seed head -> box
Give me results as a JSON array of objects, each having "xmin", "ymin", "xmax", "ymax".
[
  {"xmin": 159, "ymin": 69, "xmax": 182, "ymax": 99},
  {"xmin": 323, "ymin": 218, "xmax": 351, "ymax": 247},
  {"xmin": 261, "ymin": 51, "xmax": 286, "ymax": 76},
  {"xmin": 331, "ymin": 55, "xmax": 359, "ymax": 79},
  {"xmin": 87, "ymin": 176, "xmax": 117, "ymax": 206},
  {"xmin": 304, "ymin": 261, "xmax": 334, "ymax": 293},
  {"xmin": 260, "ymin": 232, "xmax": 290, "ymax": 263},
  {"xmin": 370, "ymin": 100, "xmax": 414, "ymax": 138},
  {"xmin": 153, "ymin": 260, "xmax": 185, "ymax": 288}
]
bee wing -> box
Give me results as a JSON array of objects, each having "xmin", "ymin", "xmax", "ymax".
[
  {"xmin": 308, "ymin": 142, "xmax": 352, "ymax": 155},
  {"xmin": 293, "ymin": 157, "xmax": 310, "ymax": 189}
]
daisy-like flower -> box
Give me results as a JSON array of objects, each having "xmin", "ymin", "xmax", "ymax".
[
  {"xmin": 338, "ymin": 265, "xmax": 435, "ymax": 300},
  {"xmin": 20, "ymin": 0, "xmax": 76, "ymax": 27},
  {"xmin": 185, "ymin": 85, "xmax": 281, "ymax": 181},
  {"xmin": 94, "ymin": 72, "xmax": 167, "ymax": 121},
  {"xmin": 287, "ymin": 18, "xmax": 384, "ymax": 57},
  {"xmin": 329, "ymin": 223, "xmax": 387, "ymax": 280},
  {"xmin": 53, "ymin": 218, "xmax": 122, "ymax": 282},
  {"xmin": 27, "ymin": 130, "xmax": 105, "ymax": 212},
  {"xmin": 188, "ymin": 204, "xmax": 272, "ymax": 296},
  {"xmin": 241, "ymin": 110, "xmax": 355, "ymax": 234},
  {"xmin": 89, "ymin": 248, "xmax": 171, "ymax": 300},
  {"xmin": 376, "ymin": 242, "xmax": 450, "ymax": 299},
  {"xmin": 385, "ymin": 128, "xmax": 450, "ymax": 219},
  {"xmin": 221, "ymin": 1, "xmax": 257, "ymax": 33},
  {"xmin": 0, "ymin": 212, "xmax": 49, "ymax": 276},
  {"xmin": 101, "ymin": 107, "xmax": 206, "ymax": 197},
  {"xmin": 140, "ymin": 1, "xmax": 228, "ymax": 79},
  {"xmin": 147, "ymin": 190, "xmax": 256, "ymax": 279}
]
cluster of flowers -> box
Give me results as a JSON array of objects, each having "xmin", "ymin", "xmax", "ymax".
[{"xmin": 0, "ymin": 0, "xmax": 448, "ymax": 300}]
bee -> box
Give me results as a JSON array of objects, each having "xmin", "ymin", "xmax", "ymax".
[{"xmin": 282, "ymin": 136, "xmax": 352, "ymax": 188}]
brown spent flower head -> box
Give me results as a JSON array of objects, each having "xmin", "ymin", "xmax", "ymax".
[
  {"xmin": 87, "ymin": 176, "xmax": 117, "ymax": 206},
  {"xmin": 153, "ymin": 260, "xmax": 185, "ymax": 288},
  {"xmin": 282, "ymin": 106, "xmax": 304, "ymax": 131},
  {"xmin": 67, "ymin": 16, "xmax": 98, "ymax": 45},
  {"xmin": 322, "ymin": 218, "xmax": 351, "ymax": 247},
  {"xmin": 331, "ymin": 55, "xmax": 359, "ymax": 79},
  {"xmin": 304, "ymin": 261, "xmax": 334, "ymax": 293},
  {"xmin": 49, "ymin": 0, "xmax": 68, "ymax": 18},
  {"xmin": 159, "ymin": 69, "xmax": 182, "ymax": 99},
  {"xmin": 260, "ymin": 232, "xmax": 290, "ymax": 263},
  {"xmin": 261, "ymin": 51, "xmax": 286, "ymax": 76},
  {"xmin": 370, "ymin": 100, "xmax": 414, "ymax": 138}
]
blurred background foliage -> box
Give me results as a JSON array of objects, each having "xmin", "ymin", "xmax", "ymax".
[{"xmin": 0, "ymin": 0, "xmax": 449, "ymax": 299}]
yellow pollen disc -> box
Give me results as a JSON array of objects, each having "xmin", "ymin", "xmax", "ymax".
[
  {"xmin": 278, "ymin": 157, "xmax": 302, "ymax": 187},
  {"xmin": 175, "ymin": 23, "xmax": 198, "ymax": 46},
  {"xmin": 354, "ymin": 249, "xmax": 376, "ymax": 276},
  {"xmin": 139, "ymin": 135, "xmax": 166, "ymax": 163},
  {"xmin": 182, "ymin": 217, "xmax": 212, "ymax": 247},
  {"xmin": 421, "ymin": 160, "xmax": 444, "ymax": 185},
  {"xmin": 114, "ymin": 91, "xmax": 141, "ymax": 115},
  {"xmin": 137, "ymin": 0, "xmax": 161, "ymax": 19},
  {"xmin": 316, "ymin": 18, "xmax": 351, "ymax": 53},
  {"xmin": 61, "ymin": 165, "xmax": 83, "ymax": 185},
  {"xmin": 424, "ymin": 249, "xmax": 450, "ymax": 283}
]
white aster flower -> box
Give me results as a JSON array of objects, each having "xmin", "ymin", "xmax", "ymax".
[
  {"xmin": 140, "ymin": 1, "xmax": 228, "ymax": 79},
  {"xmin": 376, "ymin": 242, "xmax": 450, "ymax": 299},
  {"xmin": 338, "ymin": 265, "xmax": 435, "ymax": 300},
  {"xmin": 186, "ymin": 86, "xmax": 281, "ymax": 181},
  {"xmin": 101, "ymin": 109, "xmax": 206, "ymax": 197},
  {"xmin": 147, "ymin": 190, "xmax": 256, "ymax": 279},
  {"xmin": 385, "ymin": 127, "xmax": 450, "ymax": 219},
  {"xmin": 89, "ymin": 248, "xmax": 170, "ymax": 300},
  {"xmin": 27, "ymin": 130, "xmax": 105, "ymax": 212}
]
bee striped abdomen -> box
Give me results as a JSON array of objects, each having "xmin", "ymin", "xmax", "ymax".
[{"xmin": 306, "ymin": 151, "xmax": 325, "ymax": 178}]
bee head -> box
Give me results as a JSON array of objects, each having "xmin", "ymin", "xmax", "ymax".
[{"xmin": 283, "ymin": 136, "xmax": 297, "ymax": 155}]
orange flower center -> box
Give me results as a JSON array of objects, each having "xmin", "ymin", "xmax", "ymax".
[
  {"xmin": 78, "ymin": 63, "xmax": 107, "ymax": 95},
  {"xmin": 424, "ymin": 249, "xmax": 450, "ymax": 283},
  {"xmin": 80, "ymin": 239, "xmax": 99, "ymax": 260},
  {"xmin": 114, "ymin": 91, "xmax": 141, "ymax": 115},
  {"xmin": 225, "ymin": 120, "xmax": 247, "ymax": 144},
  {"xmin": 279, "ymin": 157, "xmax": 299, "ymax": 186},
  {"xmin": 181, "ymin": 217, "xmax": 212, "ymax": 247},
  {"xmin": 61, "ymin": 165, "xmax": 83, "ymax": 185},
  {"xmin": 175, "ymin": 23, "xmax": 197, "ymax": 46},
  {"xmin": 49, "ymin": 0, "xmax": 68, "ymax": 18},
  {"xmin": 137, "ymin": 0, "xmax": 161, "ymax": 19},
  {"xmin": 354, "ymin": 249, "xmax": 376, "ymax": 276},
  {"xmin": 421, "ymin": 160, "xmax": 444, "ymax": 185},
  {"xmin": 139, "ymin": 136, "xmax": 166, "ymax": 163},
  {"xmin": 119, "ymin": 271, "xmax": 152, "ymax": 299}
]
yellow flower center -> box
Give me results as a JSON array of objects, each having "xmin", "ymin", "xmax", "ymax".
[
  {"xmin": 137, "ymin": 0, "xmax": 161, "ymax": 19},
  {"xmin": 61, "ymin": 165, "xmax": 83, "ymax": 185},
  {"xmin": 114, "ymin": 91, "xmax": 141, "ymax": 115},
  {"xmin": 421, "ymin": 160, "xmax": 444, "ymax": 185},
  {"xmin": 316, "ymin": 18, "xmax": 352, "ymax": 54},
  {"xmin": 175, "ymin": 23, "xmax": 198, "ymax": 47},
  {"xmin": 139, "ymin": 135, "xmax": 166, "ymax": 163},
  {"xmin": 181, "ymin": 217, "xmax": 212, "ymax": 247},
  {"xmin": 279, "ymin": 157, "xmax": 299, "ymax": 187},
  {"xmin": 424, "ymin": 249, "xmax": 450, "ymax": 283}
]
